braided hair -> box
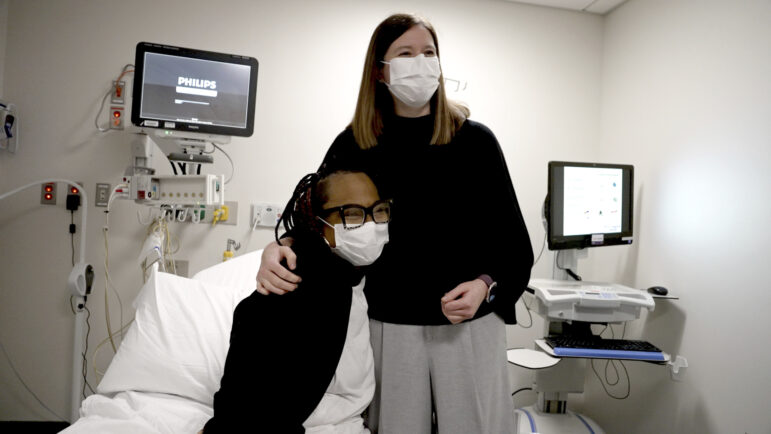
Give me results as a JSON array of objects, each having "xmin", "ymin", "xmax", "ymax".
[{"xmin": 275, "ymin": 170, "xmax": 360, "ymax": 242}]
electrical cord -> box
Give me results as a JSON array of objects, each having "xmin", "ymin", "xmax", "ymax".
[
  {"xmin": 68, "ymin": 297, "xmax": 95, "ymax": 396},
  {"xmin": 533, "ymin": 230, "xmax": 547, "ymax": 266},
  {"xmin": 535, "ymin": 195, "xmax": 548, "ymax": 266},
  {"xmin": 589, "ymin": 323, "xmax": 632, "ymax": 400},
  {"xmin": 604, "ymin": 355, "xmax": 621, "ymax": 386},
  {"xmin": 608, "ymin": 323, "xmax": 629, "ymax": 386},
  {"xmin": 511, "ymin": 387, "xmax": 533, "ymax": 397},
  {"xmin": 94, "ymin": 64, "xmax": 134, "ymax": 132},
  {"xmin": 82, "ymin": 306, "xmax": 94, "ymax": 399},
  {"xmin": 212, "ymin": 143, "xmax": 235, "ymax": 184},
  {"xmin": 92, "ymin": 318, "xmax": 134, "ymax": 381},
  {"xmin": 95, "ymin": 203, "xmax": 178, "ymax": 380},
  {"xmin": 591, "ymin": 358, "xmax": 630, "ymax": 400},
  {"xmin": 565, "ymin": 269, "xmax": 582, "ymax": 281},
  {"xmin": 555, "ymin": 250, "xmax": 583, "ymax": 281},
  {"xmin": 516, "ymin": 292, "xmax": 534, "ymax": 328},
  {"xmin": 516, "ymin": 210, "xmax": 545, "ymax": 330},
  {"xmin": 142, "ymin": 257, "xmax": 163, "ymax": 276},
  {"xmin": 103, "ymin": 197, "xmax": 118, "ymax": 352},
  {"xmin": 94, "ymin": 92, "xmax": 111, "ymax": 133},
  {"xmin": 103, "ymin": 185, "xmax": 128, "ymax": 352},
  {"xmin": 542, "ymin": 197, "xmax": 583, "ymax": 280},
  {"xmin": 2, "ymin": 179, "xmax": 91, "ymax": 419},
  {"xmin": 165, "ymin": 220, "xmax": 180, "ymax": 271},
  {"xmin": 70, "ymin": 212, "xmax": 76, "ymax": 266},
  {"xmin": 0, "ymin": 339, "xmax": 67, "ymax": 422}
]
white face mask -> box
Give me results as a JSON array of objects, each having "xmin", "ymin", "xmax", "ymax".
[
  {"xmin": 383, "ymin": 54, "xmax": 441, "ymax": 108},
  {"xmin": 319, "ymin": 219, "xmax": 390, "ymax": 267}
]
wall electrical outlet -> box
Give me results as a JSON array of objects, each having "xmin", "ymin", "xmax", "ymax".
[
  {"xmin": 95, "ymin": 183, "xmax": 110, "ymax": 207},
  {"xmin": 111, "ymin": 80, "xmax": 126, "ymax": 104},
  {"xmin": 251, "ymin": 203, "xmax": 283, "ymax": 228},
  {"xmin": 66, "ymin": 181, "xmax": 83, "ymax": 211},
  {"xmin": 69, "ymin": 181, "xmax": 83, "ymax": 195}
]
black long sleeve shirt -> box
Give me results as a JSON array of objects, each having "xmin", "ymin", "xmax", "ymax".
[
  {"xmin": 320, "ymin": 115, "xmax": 534, "ymax": 325},
  {"xmin": 204, "ymin": 235, "xmax": 363, "ymax": 433}
]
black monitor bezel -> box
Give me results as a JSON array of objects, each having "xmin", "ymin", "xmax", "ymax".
[
  {"xmin": 131, "ymin": 42, "xmax": 259, "ymax": 137},
  {"xmin": 546, "ymin": 161, "xmax": 634, "ymax": 250}
]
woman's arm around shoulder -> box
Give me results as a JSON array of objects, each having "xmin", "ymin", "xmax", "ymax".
[{"xmin": 255, "ymin": 239, "xmax": 302, "ymax": 295}]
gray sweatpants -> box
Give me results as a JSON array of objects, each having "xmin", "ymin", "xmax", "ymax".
[{"xmin": 367, "ymin": 313, "xmax": 514, "ymax": 434}]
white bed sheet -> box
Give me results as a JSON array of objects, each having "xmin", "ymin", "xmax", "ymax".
[
  {"xmin": 63, "ymin": 250, "xmax": 263, "ymax": 433},
  {"xmin": 61, "ymin": 391, "xmax": 211, "ymax": 434}
]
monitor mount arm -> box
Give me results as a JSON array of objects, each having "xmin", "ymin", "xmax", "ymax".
[{"xmin": 552, "ymin": 248, "xmax": 588, "ymax": 281}]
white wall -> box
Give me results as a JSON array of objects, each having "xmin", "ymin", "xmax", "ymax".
[
  {"xmin": 0, "ymin": 0, "xmax": 6, "ymax": 97},
  {"xmin": 0, "ymin": 0, "xmax": 603, "ymax": 421},
  {"xmin": 573, "ymin": 0, "xmax": 771, "ymax": 433},
  {"xmin": 0, "ymin": 0, "xmax": 8, "ymax": 97}
]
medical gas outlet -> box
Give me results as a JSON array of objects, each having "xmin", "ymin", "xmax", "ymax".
[
  {"xmin": 124, "ymin": 174, "xmax": 224, "ymax": 206},
  {"xmin": 108, "ymin": 80, "xmax": 126, "ymax": 130},
  {"xmin": 111, "ymin": 80, "xmax": 126, "ymax": 104},
  {"xmin": 109, "ymin": 106, "xmax": 124, "ymax": 130}
]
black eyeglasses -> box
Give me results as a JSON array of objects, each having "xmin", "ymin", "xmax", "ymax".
[{"xmin": 321, "ymin": 199, "xmax": 392, "ymax": 230}]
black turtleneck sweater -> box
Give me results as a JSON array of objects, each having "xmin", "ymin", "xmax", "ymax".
[
  {"xmin": 204, "ymin": 234, "xmax": 363, "ymax": 433},
  {"xmin": 320, "ymin": 115, "xmax": 533, "ymax": 325}
]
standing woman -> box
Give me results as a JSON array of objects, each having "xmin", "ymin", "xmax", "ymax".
[{"xmin": 257, "ymin": 13, "xmax": 533, "ymax": 433}]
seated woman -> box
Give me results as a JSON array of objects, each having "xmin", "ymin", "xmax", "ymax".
[{"xmin": 202, "ymin": 170, "xmax": 391, "ymax": 434}]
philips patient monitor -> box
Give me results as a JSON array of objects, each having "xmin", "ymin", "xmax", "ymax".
[
  {"xmin": 546, "ymin": 161, "xmax": 634, "ymax": 250},
  {"xmin": 131, "ymin": 42, "xmax": 259, "ymax": 138}
]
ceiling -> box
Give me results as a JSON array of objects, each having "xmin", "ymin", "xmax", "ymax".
[{"xmin": 503, "ymin": 0, "xmax": 629, "ymax": 15}]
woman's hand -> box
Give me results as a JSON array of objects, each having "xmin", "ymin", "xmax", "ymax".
[
  {"xmin": 255, "ymin": 240, "xmax": 301, "ymax": 295},
  {"xmin": 440, "ymin": 279, "xmax": 488, "ymax": 324}
]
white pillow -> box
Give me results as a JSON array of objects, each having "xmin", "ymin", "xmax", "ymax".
[
  {"xmin": 192, "ymin": 248, "xmax": 262, "ymax": 289},
  {"xmin": 97, "ymin": 257, "xmax": 257, "ymax": 405}
]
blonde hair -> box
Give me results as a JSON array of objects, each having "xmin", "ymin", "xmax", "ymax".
[{"xmin": 350, "ymin": 13, "xmax": 469, "ymax": 149}]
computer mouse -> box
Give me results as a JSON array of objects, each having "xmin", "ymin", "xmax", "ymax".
[{"xmin": 647, "ymin": 286, "xmax": 669, "ymax": 296}]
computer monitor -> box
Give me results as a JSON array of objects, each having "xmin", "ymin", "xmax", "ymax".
[
  {"xmin": 546, "ymin": 161, "xmax": 634, "ymax": 250},
  {"xmin": 131, "ymin": 42, "xmax": 258, "ymax": 138}
]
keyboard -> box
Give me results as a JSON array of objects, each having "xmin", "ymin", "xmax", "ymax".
[{"xmin": 544, "ymin": 336, "xmax": 666, "ymax": 362}]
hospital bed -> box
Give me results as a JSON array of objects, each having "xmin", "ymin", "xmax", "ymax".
[{"xmin": 61, "ymin": 250, "xmax": 262, "ymax": 434}]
